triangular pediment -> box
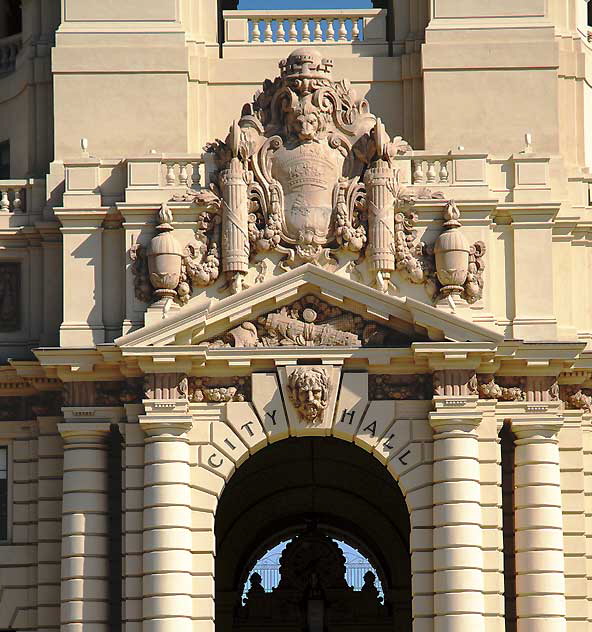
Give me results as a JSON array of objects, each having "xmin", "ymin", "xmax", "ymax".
[{"xmin": 116, "ymin": 265, "xmax": 503, "ymax": 350}]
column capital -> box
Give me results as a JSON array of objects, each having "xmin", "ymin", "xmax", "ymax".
[
  {"xmin": 511, "ymin": 415, "xmax": 563, "ymax": 440},
  {"xmin": 61, "ymin": 405, "xmax": 125, "ymax": 425},
  {"xmin": 429, "ymin": 400, "xmax": 483, "ymax": 434},
  {"xmin": 140, "ymin": 400, "xmax": 192, "ymax": 438},
  {"xmin": 58, "ymin": 421, "xmax": 112, "ymax": 443}
]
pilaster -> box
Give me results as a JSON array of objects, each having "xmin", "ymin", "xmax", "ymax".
[{"xmin": 139, "ymin": 374, "xmax": 193, "ymax": 632}]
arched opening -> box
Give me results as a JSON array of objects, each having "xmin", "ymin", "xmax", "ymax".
[{"xmin": 215, "ymin": 437, "xmax": 411, "ymax": 632}]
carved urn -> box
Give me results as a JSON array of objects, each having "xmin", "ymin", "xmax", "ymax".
[
  {"xmin": 434, "ymin": 202, "xmax": 469, "ymax": 296},
  {"xmin": 147, "ymin": 204, "xmax": 183, "ymax": 302}
]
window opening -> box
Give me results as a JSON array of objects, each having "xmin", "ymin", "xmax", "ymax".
[
  {"xmin": 0, "ymin": 141, "xmax": 9, "ymax": 180},
  {"xmin": 242, "ymin": 536, "xmax": 384, "ymax": 603},
  {"xmin": 3, "ymin": 0, "xmax": 22, "ymax": 38},
  {"xmin": 0, "ymin": 446, "xmax": 8, "ymax": 541}
]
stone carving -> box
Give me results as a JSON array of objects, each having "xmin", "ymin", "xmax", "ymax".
[
  {"xmin": 209, "ymin": 295, "xmax": 418, "ymax": 347},
  {"xmin": 476, "ymin": 375, "xmax": 525, "ymax": 401},
  {"xmin": 0, "ymin": 396, "xmax": 24, "ymax": 420},
  {"xmin": 286, "ymin": 367, "xmax": 330, "ymax": 424},
  {"xmin": 187, "ymin": 377, "xmax": 250, "ymax": 403},
  {"xmin": 369, "ymin": 374, "xmax": 431, "ymax": 400},
  {"xmin": 433, "ymin": 369, "xmax": 479, "ymax": 397},
  {"xmin": 561, "ymin": 386, "xmax": 592, "ymax": 413},
  {"xmin": 144, "ymin": 373, "xmax": 188, "ymax": 400},
  {"xmin": 131, "ymin": 204, "xmax": 220, "ymax": 305},
  {"xmin": 0, "ymin": 262, "xmax": 20, "ymax": 331},
  {"xmin": 206, "ymin": 295, "xmax": 419, "ymax": 348},
  {"xmin": 186, "ymin": 46, "xmax": 486, "ymax": 300},
  {"xmin": 434, "ymin": 202, "xmax": 486, "ymax": 304}
]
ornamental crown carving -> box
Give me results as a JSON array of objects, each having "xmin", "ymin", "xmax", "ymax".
[{"xmin": 131, "ymin": 47, "xmax": 485, "ymax": 307}]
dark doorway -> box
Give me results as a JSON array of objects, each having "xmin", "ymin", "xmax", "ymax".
[{"xmin": 215, "ymin": 437, "xmax": 411, "ymax": 632}]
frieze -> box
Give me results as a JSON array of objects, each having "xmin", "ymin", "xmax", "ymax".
[
  {"xmin": 129, "ymin": 47, "xmax": 486, "ymax": 306},
  {"xmin": 187, "ymin": 377, "xmax": 251, "ymax": 403},
  {"xmin": 63, "ymin": 379, "xmax": 144, "ymax": 407},
  {"xmin": 369, "ymin": 374, "xmax": 431, "ymax": 400},
  {"xmin": 476, "ymin": 375, "xmax": 525, "ymax": 401},
  {"xmin": 560, "ymin": 385, "xmax": 592, "ymax": 413}
]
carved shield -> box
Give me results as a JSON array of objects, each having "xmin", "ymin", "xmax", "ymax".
[{"xmin": 272, "ymin": 141, "xmax": 344, "ymax": 245}]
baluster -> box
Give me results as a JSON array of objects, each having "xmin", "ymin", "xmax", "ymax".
[
  {"xmin": 439, "ymin": 161, "xmax": 449, "ymax": 183},
  {"xmin": 412, "ymin": 161, "xmax": 425, "ymax": 184},
  {"xmin": 326, "ymin": 18, "xmax": 335, "ymax": 41},
  {"xmin": 0, "ymin": 190, "xmax": 9, "ymax": 212},
  {"xmin": 352, "ymin": 19, "xmax": 360, "ymax": 41},
  {"xmin": 264, "ymin": 20, "xmax": 273, "ymax": 42},
  {"xmin": 179, "ymin": 163, "xmax": 188, "ymax": 186},
  {"xmin": 338, "ymin": 19, "xmax": 348, "ymax": 42},
  {"xmin": 302, "ymin": 19, "xmax": 311, "ymax": 42},
  {"xmin": 426, "ymin": 162, "xmax": 437, "ymax": 183},
  {"xmin": 166, "ymin": 163, "xmax": 176, "ymax": 186},
  {"xmin": 314, "ymin": 19, "xmax": 323, "ymax": 42},
  {"xmin": 277, "ymin": 19, "xmax": 286, "ymax": 42},
  {"xmin": 251, "ymin": 19, "xmax": 261, "ymax": 43},
  {"xmin": 12, "ymin": 189, "xmax": 22, "ymax": 212},
  {"xmin": 288, "ymin": 19, "xmax": 298, "ymax": 42}
]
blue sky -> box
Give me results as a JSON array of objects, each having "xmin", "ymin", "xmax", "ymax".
[{"xmin": 238, "ymin": 0, "xmax": 372, "ymax": 9}]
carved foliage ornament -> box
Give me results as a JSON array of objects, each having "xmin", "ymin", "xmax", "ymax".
[{"xmin": 131, "ymin": 48, "xmax": 486, "ymax": 305}]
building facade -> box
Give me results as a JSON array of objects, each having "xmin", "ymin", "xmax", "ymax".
[{"xmin": 1, "ymin": 1, "xmax": 592, "ymax": 631}]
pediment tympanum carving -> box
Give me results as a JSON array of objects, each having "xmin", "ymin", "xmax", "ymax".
[
  {"xmin": 116, "ymin": 265, "xmax": 503, "ymax": 350},
  {"xmin": 206, "ymin": 294, "xmax": 427, "ymax": 348},
  {"xmin": 130, "ymin": 47, "xmax": 485, "ymax": 309}
]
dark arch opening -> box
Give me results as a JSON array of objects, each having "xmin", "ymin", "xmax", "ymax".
[{"xmin": 215, "ymin": 437, "xmax": 411, "ymax": 632}]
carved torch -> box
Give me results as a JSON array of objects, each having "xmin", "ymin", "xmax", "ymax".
[
  {"xmin": 221, "ymin": 121, "xmax": 250, "ymax": 294},
  {"xmin": 365, "ymin": 120, "xmax": 396, "ymax": 292}
]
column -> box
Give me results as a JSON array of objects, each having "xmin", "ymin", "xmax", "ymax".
[
  {"xmin": 429, "ymin": 407, "xmax": 485, "ymax": 632},
  {"xmin": 58, "ymin": 422, "xmax": 112, "ymax": 632},
  {"xmin": 140, "ymin": 400, "xmax": 193, "ymax": 632},
  {"xmin": 512, "ymin": 418, "xmax": 566, "ymax": 632}
]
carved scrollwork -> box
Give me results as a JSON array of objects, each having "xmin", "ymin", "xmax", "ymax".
[{"xmin": 131, "ymin": 47, "xmax": 486, "ymax": 307}]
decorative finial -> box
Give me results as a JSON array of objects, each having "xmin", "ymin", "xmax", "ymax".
[
  {"xmin": 442, "ymin": 201, "xmax": 461, "ymax": 229},
  {"xmin": 522, "ymin": 132, "xmax": 533, "ymax": 154},
  {"xmin": 80, "ymin": 138, "xmax": 88, "ymax": 154},
  {"xmin": 156, "ymin": 203, "xmax": 174, "ymax": 230}
]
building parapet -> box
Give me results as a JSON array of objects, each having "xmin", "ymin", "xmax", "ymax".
[{"xmin": 223, "ymin": 9, "xmax": 387, "ymax": 56}]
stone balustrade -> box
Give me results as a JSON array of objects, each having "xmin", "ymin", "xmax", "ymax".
[
  {"xmin": 224, "ymin": 9, "xmax": 386, "ymax": 46},
  {"xmin": 0, "ymin": 179, "xmax": 41, "ymax": 213},
  {"xmin": 0, "ymin": 33, "xmax": 22, "ymax": 74},
  {"xmin": 162, "ymin": 157, "xmax": 203, "ymax": 189}
]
